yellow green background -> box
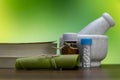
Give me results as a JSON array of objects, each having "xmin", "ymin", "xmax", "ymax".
[{"xmin": 0, "ymin": 0, "xmax": 120, "ymax": 64}]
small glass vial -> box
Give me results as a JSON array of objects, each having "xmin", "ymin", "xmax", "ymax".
[
  {"xmin": 60, "ymin": 33, "xmax": 78, "ymax": 55},
  {"xmin": 81, "ymin": 38, "xmax": 92, "ymax": 68}
]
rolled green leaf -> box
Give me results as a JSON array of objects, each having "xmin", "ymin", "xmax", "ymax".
[{"xmin": 15, "ymin": 55, "xmax": 80, "ymax": 70}]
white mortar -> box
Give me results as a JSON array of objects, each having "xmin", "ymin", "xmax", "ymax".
[{"xmin": 78, "ymin": 35, "xmax": 108, "ymax": 67}]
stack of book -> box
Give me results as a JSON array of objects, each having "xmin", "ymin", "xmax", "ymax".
[{"xmin": 0, "ymin": 41, "xmax": 57, "ymax": 68}]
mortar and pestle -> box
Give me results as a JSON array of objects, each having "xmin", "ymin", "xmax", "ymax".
[{"xmin": 60, "ymin": 13, "xmax": 115, "ymax": 67}]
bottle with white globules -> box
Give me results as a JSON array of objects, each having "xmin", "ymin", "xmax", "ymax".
[{"xmin": 81, "ymin": 38, "xmax": 92, "ymax": 68}]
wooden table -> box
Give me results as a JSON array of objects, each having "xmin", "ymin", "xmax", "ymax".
[{"xmin": 0, "ymin": 65, "xmax": 120, "ymax": 80}]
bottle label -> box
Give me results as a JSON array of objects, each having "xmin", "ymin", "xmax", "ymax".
[{"xmin": 82, "ymin": 45, "xmax": 91, "ymax": 68}]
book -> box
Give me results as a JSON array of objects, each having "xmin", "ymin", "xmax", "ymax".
[{"xmin": 0, "ymin": 41, "xmax": 57, "ymax": 68}]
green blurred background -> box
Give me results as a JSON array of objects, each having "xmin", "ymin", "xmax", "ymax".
[{"xmin": 0, "ymin": 0, "xmax": 120, "ymax": 64}]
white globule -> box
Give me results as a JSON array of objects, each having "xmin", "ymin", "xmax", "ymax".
[{"xmin": 82, "ymin": 45, "xmax": 91, "ymax": 68}]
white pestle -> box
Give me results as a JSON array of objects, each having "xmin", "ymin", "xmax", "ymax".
[{"xmin": 79, "ymin": 13, "xmax": 115, "ymax": 35}]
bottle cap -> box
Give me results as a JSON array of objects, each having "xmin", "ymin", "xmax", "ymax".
[
  {"xmin": 63, "ymin": 33, "xmax": 77, "ymax": 41},
  {"xmin": 81, "ymin": 38, "xmax": 92, "ymax": 45}
]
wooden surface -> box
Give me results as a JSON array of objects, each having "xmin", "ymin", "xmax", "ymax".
[{"xmin": 0, "ymin": 65, "xmax": 120, "ymax": 80}]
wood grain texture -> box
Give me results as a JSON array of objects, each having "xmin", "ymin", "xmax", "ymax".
[{"xmin": 0, "ymin": 65, "xmax": 120, "ymax": 80}]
